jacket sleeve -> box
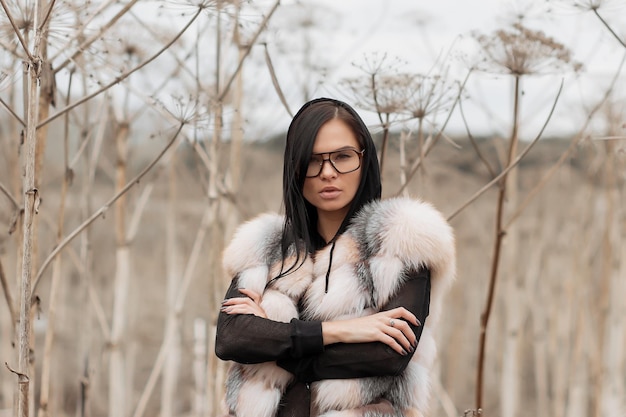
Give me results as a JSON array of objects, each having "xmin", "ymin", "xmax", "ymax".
[
  {"xmin": 276, "ymin": 268, "xmax": 431, "ymax": 382},
  {"xmin": 214, "ymin": 277, "xmax": 325, "ymax": 364}
]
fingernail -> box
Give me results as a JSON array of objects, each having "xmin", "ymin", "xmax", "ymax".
[
  {"xmin": 401, "ymin": 349, "xmax": 408, "ymax": 356},
  {"xmin": 416, "ymin": 319, "xmax": 421, "ymax": 326},
  {"xmin": 409, "ymin": 346, "xmax": 414, "ymax": 353},
  {"xmin": 412, "ymin": 340, "xmax": 417, "ymax": 348}
]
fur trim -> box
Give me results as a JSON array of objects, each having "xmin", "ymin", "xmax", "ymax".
[
  {"xmin": 221, "ymin": 197, "xmax": 456, "ymax": 417},
  {"xmin": 221, "ymin": 213, "xmax": 313, "ymax": 417},
  {"xmin": 304, "ymin": 197, "xmax": 455, "ymax": 416},
  {"xmin": 222, "ymin": 213, "xmax": 284, "ymax": 279},
  {"xmin": 347, "ymin": 197, "xmax": 456, "ymax": 325}
]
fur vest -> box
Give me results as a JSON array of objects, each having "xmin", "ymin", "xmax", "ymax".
[{"xmin": 221, "ymin": 197, "xmax": 456, "ymax": 417}]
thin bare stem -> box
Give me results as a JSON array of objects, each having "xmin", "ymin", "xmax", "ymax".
[
  {"xmin": 218, "ymin": 0, "xmax": 280, "ymax": 101},
  {"xmin": 379, "ymin": 114, "xmax": 391, "ymax": 176},
  {"xmin": 38, "ymin": 7, "xmax": 202, "ymax": 128},
  {"xmin": 126, "ymin": 142, "xmax": 182, "ymax": 242},
  {"xmin": 475, "ymin": 73, "xmax": 523, "ymax": 412},
  {"xmin": 0, "ymin": 96, "xmax": 26, "ymax": 126},
  {"xmin": 503, "ymin": 51, "xmax": 626, "ymax": 228},
  {"xmin": 394, "ymin": 70, "xmax": 471, "ymax": 196},
  {"xmin": 48, "ymin": 0, "xmax": 117, "ymax": 63},
  {"xmin": 592, "ymin": 135, "xmax": 626, "ymax": 141},
  {"xmin": 31, "ymin": 123, "xmax": 184, "ymax": 298},
  {"xmin": 38, "ymin": 0, "xmax": 57, "ymax": 31},
  {"xmin": 0, "ymin": 37, "xmax": 20, "ymax": 59},
  {"xmin": 504, "ymin": 139, "xmax": 578, "ymax": 229},
  {"xmin": 0, "ymin": 258, "xmax": 16, "ymax": 328},
  {"xmin": 459, "ymin": 97, "xmax": 497, "ymax": 178},
  {"xmin": 264, "ymin": 43, "xmax": 293, "ymax": 117},
  {"xmin": 447, "ymin": 79, "xmax": 564, "ymax": 222},
  {"xmin": 0, "ymin": 0, "xmax": 35, "ymax": 60},
  {"xmin": 592, "ymin": 9, "xmax": 626, "ymax": 49},
  {"xmin": 53, "ymin": 0, "xmax": 142, "ymax": 72},
  {"xmin": 128, "ymin": 8, "xmax": 203, "ymax": 82},
  {"xmin": 0, "ymin": 180, "xmax": 20, "ymax": 209},
  {"xmin": 132, "ymin": 207, "xmax": 213, "ymax": 417}
]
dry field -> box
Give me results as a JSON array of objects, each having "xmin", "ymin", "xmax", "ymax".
[{"xmin": 1, "ymin": 134, "xmax": 624, "ymax": 417}]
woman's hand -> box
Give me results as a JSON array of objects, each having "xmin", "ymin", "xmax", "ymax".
[
  {"xmin": 220, "ymin": 288, "xmax": 267, "ymax": 318},
  {"xmin": 321, "ymin": 307, "xmax": 420, "ymax": 355}
]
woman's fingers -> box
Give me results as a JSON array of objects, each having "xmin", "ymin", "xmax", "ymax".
[
  {"xmin": 379, "ymin": 332, "xmax": 407, "ymax": 355},
  {"xmin": 382, "ymin": 321, "xmax": 415, "ymax": 353},
  {"xmin": 221, "ymin": 289, "xmax": 267, "ymax": 318},
  {"xmin": 379, "ymin": 308, "xmax": 419, "ymax": 352},
  {"xmin": 238, "ymin": 288, "xmax": 262, "ymax": 303},
  {"xmin": 389, "ymin": 306, "xmax": 420, "ymax": 326}
]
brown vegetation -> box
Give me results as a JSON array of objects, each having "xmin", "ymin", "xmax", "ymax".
[{"xmin": 1, "ymin": 1, "xmax": 625, "ymax": 417}]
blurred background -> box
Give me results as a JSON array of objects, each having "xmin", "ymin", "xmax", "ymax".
[{"xmin": 0, "ymin": 1, "xmax": 624, "ymax": 416}]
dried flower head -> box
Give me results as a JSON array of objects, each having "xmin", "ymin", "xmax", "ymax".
[
  {"xmin": 401, "ymin": 73, "xmax": 458, "ymax": 120},
  {"xmin": 0, "ymin": 1, "xmax": 92, "ymax": 58},
  {"xmin": 0, "ymin": 1, "xmax": 35, "ymax": 47},
  {"xmin": 154, "ymin": 93, "xmax": 210, "ymax": 128},
  {"xmin": 340, "ymin": 53, "xmax": 410, "ymax": 115},
  {"xmin": 547, "ymin": 0, "xmax": 624, "ymax": 12},
  {"xmin": 341, "ymin": 53, "xmax": 457, "ymax": 123},
  {"xmin": 473, "ymin": 23, "xmax": 583, "ymax": 76},
  {"xmin": 160, "ymin": 0, "xmax": 221, "ymax": 18}
]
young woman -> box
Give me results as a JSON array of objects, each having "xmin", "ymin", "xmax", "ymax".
[{"xmin": 215, "ymin": 98, "xmax": 455, "ymax": 417}]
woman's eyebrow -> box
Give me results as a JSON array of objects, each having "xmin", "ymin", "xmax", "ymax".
[{"xmin": 311, "ymin": 146, "xmax": 358, "ymax": 155}]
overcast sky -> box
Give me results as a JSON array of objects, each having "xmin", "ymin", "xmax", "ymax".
[{"xmin": 247, "ymin": 0, "xmax": 626, "ymax": 139}]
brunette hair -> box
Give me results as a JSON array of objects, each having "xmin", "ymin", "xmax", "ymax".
[{"xmin": 277, "ymin": 97, "xmax": 381, "ymax": 277}]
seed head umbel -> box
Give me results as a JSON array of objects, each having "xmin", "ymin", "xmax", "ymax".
[{"xmin": 473, "ymin": 23, "xmax": 583, "ymax": 76}]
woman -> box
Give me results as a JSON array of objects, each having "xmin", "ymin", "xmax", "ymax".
[{"xmin": 215, "ymin": 98, "xmax": 455, "ymax": 417}]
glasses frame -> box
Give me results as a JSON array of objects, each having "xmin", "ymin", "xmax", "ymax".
[{"xmin": 305, "ymin": 148, "xmax": 365, "ymax": 178}]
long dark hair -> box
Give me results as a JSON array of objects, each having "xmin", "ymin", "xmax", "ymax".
[{"xmin": 278, "ymin": 97, "xmax": 381, "ymax": 277}]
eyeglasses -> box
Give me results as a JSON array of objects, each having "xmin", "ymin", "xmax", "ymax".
[{"xmin": 306, "ymin": 148, "xmax": 365, "ymax": 178}]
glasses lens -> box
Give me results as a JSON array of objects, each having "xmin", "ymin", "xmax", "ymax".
[
  {"xmin": 330, "ymin": 149, "xmax": 361, "ymax": 173},
  {"xmin": 306, "ymin": 154, "xmax": 324, "ymax": 177}
]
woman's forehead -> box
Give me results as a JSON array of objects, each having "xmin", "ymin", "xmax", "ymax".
[{"xmin": 312, "ymin": 119, "xmax": 359, "ymax": 153}]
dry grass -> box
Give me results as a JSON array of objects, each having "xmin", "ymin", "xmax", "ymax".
[{"xmin": 0, "ymin": 134, "xmax": 623, "ymax": 416}]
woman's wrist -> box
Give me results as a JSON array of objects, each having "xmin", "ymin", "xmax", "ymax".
[{"xmin": 321, "ymin": 321, "xmax": 344, "ymax": 345}]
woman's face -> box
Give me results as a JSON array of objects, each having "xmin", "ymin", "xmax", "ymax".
[{"xmin": 302, "ymin": 118, "xmax": 362, "ymax": 220}]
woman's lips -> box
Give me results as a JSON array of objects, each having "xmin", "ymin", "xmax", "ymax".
[{"xmin": 319, "ymin": 187, "xmax": 341, "ymax": 199}]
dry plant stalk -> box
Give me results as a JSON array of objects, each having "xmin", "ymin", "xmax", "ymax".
[
  {"xmin": 0, "ymin": 0, "xmax": 48, "ymax": 415},
  {"xmin": 465, "ymin": 23, "xmax": 581, "ymax": 415},
  {"xmin": 37, "ymin": 67, "xmax": 73, "ymax": 417}
]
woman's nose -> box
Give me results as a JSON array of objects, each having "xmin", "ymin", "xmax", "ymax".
[{"xmin": 319, "ymin": 159, "xmax": 337, "ymax": 179}]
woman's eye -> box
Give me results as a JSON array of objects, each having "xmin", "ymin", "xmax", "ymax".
[{"xmin": 334, "ymin": 152, "xmax": 352, "ymax": 160}]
